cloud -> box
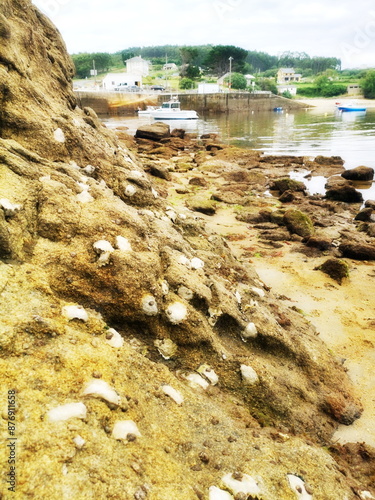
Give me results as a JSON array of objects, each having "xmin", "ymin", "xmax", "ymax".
[{"xmin": 32, "ymin": 0, "xmax": 375, "ymax": 67}]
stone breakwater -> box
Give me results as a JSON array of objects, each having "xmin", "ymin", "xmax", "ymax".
[
  {"xmin": 0, "ymin": 0, "xmax": 374, "ymax": 498},
  {"xmin": 74, "ymin": 90, "xmax": 309, "ymax": 116}
]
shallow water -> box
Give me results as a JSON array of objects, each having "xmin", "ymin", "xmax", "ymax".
[{"xmin": 102, "ymin": 106, "xmax": 375, "ymax": 201}]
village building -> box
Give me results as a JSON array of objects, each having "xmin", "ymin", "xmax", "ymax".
[
  {"xmin": 126, "ymin": 56, "xmax": 150, "ymax": 76},
  {"xmin": 163, "ymin": 62, "xmax": 178, "ymax": 71},
  {"xmin": 102, "ymin": 73, "xmax": 142, "ymax": 91},
  {"xmin": 277, "ymin": 68, "xmax": 302, "ymax": 84}
]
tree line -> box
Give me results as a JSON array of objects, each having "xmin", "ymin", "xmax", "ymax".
[{"xmin": 71, "ymin": 45, "xmax": 342, "ymax": 79}]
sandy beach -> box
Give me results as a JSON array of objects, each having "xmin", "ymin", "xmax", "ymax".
[{"xmin": 296, "ymin": 97, "xmax": 375, "ymax": 110}]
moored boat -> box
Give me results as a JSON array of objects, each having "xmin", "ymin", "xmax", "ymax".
[
  {"xmin": 336, "ymin": 102, "xmax": 367, "ymax": 112},
  {"xmin": 149, "ymin": 97, "xmax": 198, "ymax": 120}
]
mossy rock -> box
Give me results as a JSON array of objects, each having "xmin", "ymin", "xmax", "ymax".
[
  {"xmin": 270, "ymin": 177, "xmax": 306, "ymax": 193},
  {"xmin": 317, "ymin": 258, "xmax": 349, "ymax": 284},
  {"xmin": 185, "ymin": 194, "xmax": 217, "ymax": 215},
  {"xmin": 283, "ymin": 209, "xmax": 314, "ymax": 238}
]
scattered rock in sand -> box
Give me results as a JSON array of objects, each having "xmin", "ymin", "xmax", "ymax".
[
  {"xmin": 339, "ymin": 242, "xmax": 375, "ymax": 260},
  {"xmin": 316, "ymin": 258, "xmax": 350, "ymax": 284},
  {"xmin": 283, "ymin": 209, "xmax": 315, "ymax": 238}
]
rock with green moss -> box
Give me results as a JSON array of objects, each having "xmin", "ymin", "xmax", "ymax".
[
  {"xmin": 283, "ymin": 209, "xmax": 314, "ymax": 238},
  {"xmin": 317, "ymin": 258, "xmax": 350, "ymax": 284},
  {"xmin": 185, "ymin": 194, "xmax": 217, "ymax": 215},
  {"xmin": 269, "ymin": 177, "xmax": 306, "ymax": 194}
]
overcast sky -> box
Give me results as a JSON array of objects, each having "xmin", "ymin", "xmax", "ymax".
[{"xmin": 32, "ymin": 0, "xmax": 375, "ymax": 69}]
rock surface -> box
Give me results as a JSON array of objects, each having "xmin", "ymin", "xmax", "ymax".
[{"xmin": 0, "ymin": 2, "xmax": 373, "ymax": 499}]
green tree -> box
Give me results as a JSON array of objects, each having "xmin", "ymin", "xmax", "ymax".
[
  {"xmin": 204, "ymin": 45, "xmax": 248, "ymax": 75},
  {"xmin": 225, "ymin": 73, "xmax": 247, "ymax": 90},
  {"xmin": 180, "ymin": 78, "xmax": 195, "ymax": 89},
  {"xmin": 71, "ymin": 52, "xmax": 113, "ymax": 78},
  {"xmin": 179, "ymin": 47, "xmax": 199, "ymax": 65},
  {"xmin": 180, "ymin": 64, "xmax": 201, "ymax": 79},
  {"xmin": 121, "ymin": 50, "xmax": 136, "ymax": 64},
  {"xmin": 257, "ymin": 78, "xmax": 278, "ymax": 94},
  {"xmin": 361, "ymin": 70, "xmax": 375, "ymax": 99}
]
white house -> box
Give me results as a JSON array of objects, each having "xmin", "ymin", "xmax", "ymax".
[
  {"xmin": 102, "ymin": 73, "xmax": 142, "ymax": 91},
  {"xmin": 198, "ymin": 83, "xmax": 220, "ymax": 94},
  {"xmin": 163, "ymin": 63, "xmax": 178, "ymax": 71},
  {"xmin": 277, "ymin": 85, "xmax": 297, "ymax": 96},
  {"xmin": 126, "ymin": 56, "xmax": 150, "ymax": 76}
]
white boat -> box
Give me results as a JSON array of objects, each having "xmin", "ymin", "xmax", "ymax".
[
  {"xmin": 149, "ymin": 97, "xmax": 198, "ymax": 120},
  {"xmin": 137, "ymin": 106, "xmax": 156, "ymax": 116}
]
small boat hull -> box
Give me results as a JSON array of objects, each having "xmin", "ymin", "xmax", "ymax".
[
  {"xmin": 337, "ymin": 106, "xmax": 367, "ymax": 112},
  {"xmin": 151, "ymin": 110, "xmax": 198, "ymax": 120}
]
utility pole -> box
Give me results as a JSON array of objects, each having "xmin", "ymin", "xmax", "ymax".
[
  {"xmin": 90, "ymin": 59, "xmax": 97, "ymax": 88},
  {"xmin": 165, "ymin": 54, "xmax": 168, "ymax": 90},
  {"xmin": 229, "ymin": 56, "xmax": 234, "ymax": 91}
]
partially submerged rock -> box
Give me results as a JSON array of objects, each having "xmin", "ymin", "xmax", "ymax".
[
  {"xmin": 325, "ymin": 179, "xmax": 363, "ymax": 203},
  {"xmin": 342, "ymin": 166, "xmax": 374, "ymax": 182},
  {"xmin": 135, "ymin": 122, "xmax": 171, "ymax": 141}
]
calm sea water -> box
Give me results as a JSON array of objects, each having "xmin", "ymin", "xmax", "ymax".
[{"xmin": 101, "ymin": 106, "xmax": 375, "ymax": 201}]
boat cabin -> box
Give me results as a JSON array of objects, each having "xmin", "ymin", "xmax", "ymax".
[{"xmin": 161, "ymin": 100, "xmax": 180, "ymax": 110}]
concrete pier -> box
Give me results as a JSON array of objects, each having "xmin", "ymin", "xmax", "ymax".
[{"xmin": 74, "ymin": 91, "xmax": 310, "ymax": 116}]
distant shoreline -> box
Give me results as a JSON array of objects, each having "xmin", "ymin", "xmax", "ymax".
[{"xmin": 296, "ymin": 97, "xmax": 375, "ymax": 109}]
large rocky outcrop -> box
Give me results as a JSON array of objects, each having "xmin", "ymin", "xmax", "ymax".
[{"xmin": 0, "ymin": 2, "xmax": 371, "ymax": 499}]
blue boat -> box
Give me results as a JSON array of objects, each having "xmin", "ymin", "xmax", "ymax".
[{"xmin": 337, "ymin": 103, "xmax": 367, "ymax": 112}]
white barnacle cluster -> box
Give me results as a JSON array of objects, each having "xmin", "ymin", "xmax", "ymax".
[
  {"xmin": 76, "ymin": 176, "xmax": 93, "ymax": 203},
  {"xmin": 62, "ymin": 304, "xmax": 89, "ymax": 322},
  {"xmin": 287, "ymin": 475, "xmax": 313, "ymax": 500},
  {"xmin": 73, "ymin": 435, "xmax": 86, "ymax": 449},
  {"xmin": 208, "ymin": 306, "xmax": 223, "ymax": 327},
  {"xmin": 183, "ymin": 363, "xmax": 219, "ymax": 391},
  {"xmin": 115, "ymin": 235, "xmax": 132, "ymax": 252},
  {"xmin": 240, "ymin": 364, "xmax": 259, "ymax": 385},
  {"xmin": 82, "ymin": 379, "xmax": 120, "ymax": 406},
  {"xmin": 47, "ymin": 402, "xmax": 87, "ymax": 422},
  {"xmin": 53, "ymin": 127, "xmax": 65, "ymax": 143},
  {"xmin": 241, "ymin": 322, "xmax": 258, "ymax": 341},
  {"xmin": 0, "ymin": 198, "xmax": 22, "ymax": 217},
  {"xmin": 221, "ymin": 472, "xmax": 261, "ymax": 497},
  {"xmin": 141, "ymin": 294, "xmax": 158, "ymax": 316},
  {"xmin": 208, "ymin": 486, "xmax": 233, "ymax": 500},
  {"xmin": 82, "ymin": 164, "xmax": 96, "ymax": 175},
  {"xmin": 124, "ymin": 184, "xmax": 137, "ymax": 197},
  {"xmin": 161, "ymin": 384, "xmax": 184, "ymax": 405},
  {"xmin": 112, "ymin": 420, "xmax": 141, "ymax": 441},
  {"xmin": 129, "ymin": 169, "xmax": 143, "ymax": 179},
  {"xmin": 177, "ymin": 285, "xmax": 193, "ymax": 301},
  {"xmin": 165, "ymin": 208, "xmax": 177, "ymax": 223},
  {"xmin": 92, "ymin": 236, "xmax": 132, "ymax": 266},
  {"xmin": 154, "ymin": 338, "xmax": 177, "ymax": 359},
  {"xmin": 105, "ymin": 328, "xmax": 124, "ymax": 348},
  {"xmin": 160, "ymin": 280, "xmax": 169, "ymax": 296},
  {"xmin": 165, "ymin": 301, "xmax": 187, "ymax": 324},
  {"xmin": 93, "ymin": 240, "xmax": 115, "ymax": 267},
  {"xmin": 197, "ymin": 364, "xmax": 219, "ymax": 386},
  {"xmin": 359, "ymin": 492, "xmax": 375, "ymax": 500},
  {"xmin": 184, "ymin": 372, "xmax": 209, "ymax": 390},
  {"xmin": 178, "ymin": 254, "xmax": 204, "ymax": 270}
]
